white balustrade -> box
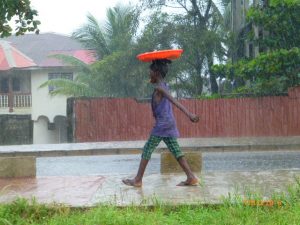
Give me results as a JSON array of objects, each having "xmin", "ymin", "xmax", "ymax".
[
  {"xmin": 0, "ymin": 94, "xmax": 32, "ymax": 108},
  {"xmin": 13, "ymin": 94, "xmax": 32, "ymax": 108},
  {"xmin": 0, "ymin": 95, "xmax": 8, "ymax": 107}
]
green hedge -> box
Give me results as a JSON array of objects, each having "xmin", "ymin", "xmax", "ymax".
[{"xmin": 212, "ymin": 48, "xmax": 300, "ymax": 96}]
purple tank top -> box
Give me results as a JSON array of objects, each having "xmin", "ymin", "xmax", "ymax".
[{"xmin": 151, "ymin": 82, "xmax": 179, "ymax": 137}]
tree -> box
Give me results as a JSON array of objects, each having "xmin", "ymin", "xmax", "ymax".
[
  {"xmin": 72, "ymin": 4, "xmax": 139, "ymax": 58},
  {"xmin": 40, "ymin": 2, "xmax": 230, "ymax": 98},
  {"xmin": 212, "ymin": 48, "xmax": 300, "ymax": 96},
  {"xmin": 212, "ymin": 0, "xmax": 300, "ymax": 96},
  {"xmin": 40, "ymin": 4, "xmax": 151, "ymax": 98},
  {"xmin": 142, "ymin": 0, "xmax": 227, "ymax": 96},
  {"xmin": 247, "ymin": 0, "xmax": 300, "ymax": 50},
  {"xmin": 0, "ymin": 0, "xmax": 40, "ymax": 37},
  {"xmin": 70, "ymin": 4, "xmax": 152, "ymax": 97}
]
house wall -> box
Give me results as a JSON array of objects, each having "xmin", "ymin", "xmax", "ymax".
[
  {"xmin": 0, "ymin": 107, "xmax": 31, "ymax": 115},
  {"xmin": 33, "ymin": 116, "xmax": 68, "ymax": 144},
  {"xmin": 31, "ymin": 69, "xmax": 69, "ymax": 122},
  {"xmin": 33, "ymin": 117, "xmax": 57, "ymax": 144},
  {"xmin": 70, "ymin": 86, "xmax": 300, "ymax": 142},
  {"xmin": 31, "ymin": 69, "xmax": 73, "ymax": 144}
]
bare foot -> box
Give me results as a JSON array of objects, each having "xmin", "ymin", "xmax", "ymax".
[
  {"xmin": 122, "ymin": 178, "xmax": 142, "ymax": 187},
  {"xmin": 177, "ymin": 178, "xmax": 199, "ymax": 186}
]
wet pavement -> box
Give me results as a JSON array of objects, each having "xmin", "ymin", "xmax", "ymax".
[
  {"xmin": 37, "ymin": 151, "xmax": 300, "ymax": 176},
  {"xmin": 94, "ymin": 170, "xmax": 300, "ymax": 206},
  {"xmin": 0, "ymin": 176, "xmax": 105, "ymax": 206},
  {"xmin": 0, "ymin": 170, "xmax": 299, "ymax": 207},
  {"xmin": 1, "ymin": 151, "xmax": 300, "ymax": 207}
]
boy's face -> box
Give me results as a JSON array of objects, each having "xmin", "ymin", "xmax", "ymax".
[{"xmin": 149, "ymin": 70, "xmax": 159, "ymax": 83}]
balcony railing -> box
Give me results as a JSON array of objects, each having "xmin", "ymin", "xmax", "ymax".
[
  {"xmin": 0, "ymin": 95, "xmax": 8, "ymax": 107},
  {"xmin": 0, "ymin": 94, "xmax": 32, "ymax": 109},
  {"xmin": 13, "ymin": 94, "xmax": 32, "ymax": 108}
]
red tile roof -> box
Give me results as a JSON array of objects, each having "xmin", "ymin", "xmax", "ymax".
[
  {"xmin": 2, "ymin": 33, "xmax": 98, "ymax": 68},
  {"xmin": 40, "ymin": 50, "xmax": 97, "ymax": 67},
  {"xmin": 0, "ymin": 41, "xmax": 36, "ymax": 71}
]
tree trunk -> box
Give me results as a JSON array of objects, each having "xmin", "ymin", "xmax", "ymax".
[
  {"xmin": 195, "ymin": 74, "xmax": 203, "ymax": 96},
  {"xmin": 208, "ymin": 56, "xmax": 219, "ymax": 94},
  {"xmin": 210, "ymin": 73, "xmax": 219, "ymax": 94},
  {"xmin": 194, "ymin": 56, "xmax": 204, "ymax": 96}
]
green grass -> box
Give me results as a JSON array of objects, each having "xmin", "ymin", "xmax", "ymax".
[{"xmin": 1, "ymin": 181, "xmax": 300, "ymax": 225}]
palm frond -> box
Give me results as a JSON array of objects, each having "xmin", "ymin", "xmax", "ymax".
[
  {"xmin": 72, "ymin": 13, "xmax": 110, "ymax": 57},
  {"xmin": 39, "ymin": 78, "xmax": 98, "ymax": 97}
]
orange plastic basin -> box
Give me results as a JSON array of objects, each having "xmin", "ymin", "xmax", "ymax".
[{"xmin": 137, "ymin": 49, "xmax": 183, "ymax": 62}]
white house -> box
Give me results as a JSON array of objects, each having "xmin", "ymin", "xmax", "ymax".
[{"xmin": 0, "ymin": 33, "xmax": 96, "ymax": 145}]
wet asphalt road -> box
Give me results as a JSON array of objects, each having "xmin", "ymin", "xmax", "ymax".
[{"xmin": 37, "ymin": 151, "xmax": 300, "ymax": 176}]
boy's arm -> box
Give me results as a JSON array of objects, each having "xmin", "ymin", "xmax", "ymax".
[{"xmin": 156, "ymin": 86, "xmax": 199, "ymax": 123}]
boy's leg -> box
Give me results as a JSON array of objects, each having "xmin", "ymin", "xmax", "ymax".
[
  {"xmin": 176, "ymin": 157, "xmax": 199, "ymax": 186},
  {"xmin": 122, "ymin": 159, "xmax": 148, "ymax": 187},
  {"xmin": 122, "ymin": 136, "xmax": 161, "ymax": 187},
  {"xmin": 162, "ymin": 137, "xmax": 199, "ymax": 186}
]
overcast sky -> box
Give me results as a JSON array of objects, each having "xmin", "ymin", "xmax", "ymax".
[{"xmin": 30, "ymin": 0, "xmax": 138, "ymax": 36}]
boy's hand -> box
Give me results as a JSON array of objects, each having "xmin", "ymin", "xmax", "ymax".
[{"xmin": 189, "ymin": 114, "xmax": 200, "ymax": 123}]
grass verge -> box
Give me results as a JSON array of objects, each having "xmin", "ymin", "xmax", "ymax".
[{"xmin": 0, "ymin": 180, "xmax": 300, "ymax": 225}]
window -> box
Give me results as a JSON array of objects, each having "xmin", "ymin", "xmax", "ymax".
[
  {"xmin": 48, "ymin": 72, "xmax": 73, "ymax": 92},
  {"xmin": 0, "ymin": 78, "xmax": 8, "ymax": 93},
  {"xmin": 12, "ymin": 77, "xmax": 21, "ymax": 92},
  {"xmin": 0, "ymin": 77, "xmax": 24, "ymax": 93}
]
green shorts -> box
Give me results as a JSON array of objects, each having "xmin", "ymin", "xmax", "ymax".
[{"xmin": 142, "ymin": 135, "xmax": 184, "ymax": 160}]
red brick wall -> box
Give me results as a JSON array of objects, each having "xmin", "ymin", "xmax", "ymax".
[{"xmin": 72, "ymin": 86, "xmax": 300, "ymax": 142}]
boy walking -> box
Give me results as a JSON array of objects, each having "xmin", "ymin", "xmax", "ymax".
[{"xmin": 122, "ymin": 59, "xmax": 199, "ymax": 187}]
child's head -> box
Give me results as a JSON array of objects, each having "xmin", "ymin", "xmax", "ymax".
[{"xmin": 150, "ymin": 59, "xmax": 172, "ymax": 79}]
